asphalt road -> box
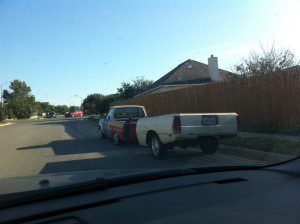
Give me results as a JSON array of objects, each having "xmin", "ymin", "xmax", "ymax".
[{"xmin": 0, "ymin": 117, "xmax": 259, "ymax": 179}]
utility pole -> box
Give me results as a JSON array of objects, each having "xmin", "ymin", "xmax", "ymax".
[
  {"xmin": 74, "ymin": 95, "xmax": 83, "ymax": 109},
  {"xmin": 0, "ymin": 84, "xmax": 2, "ymax": 108}
]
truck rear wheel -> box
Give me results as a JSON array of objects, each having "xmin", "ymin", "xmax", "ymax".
[
  {"xmin": 151, "ymin": 135, "xmax": 167, "ymax": 159},
  {"xmin": 113, "ymin": 131, "xmax": 121, "ymax": 145},
  {"xmin": 198, "ymin": 137, "xmax": 218, "ymax": 154},
  {"xmin": 99, "ymin": 127, "xmax": 106, "ymax": 139}
]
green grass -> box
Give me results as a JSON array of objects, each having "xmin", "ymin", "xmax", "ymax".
[
  {"xmin": 87, "ymin": 116, "xmax": 99, "ymax": 124},
  {"xmin": 220, "ymin": 136, "xmax": 300, "ymax": 155},
  {"xmin": 241, "ymin": 125, "xmax": 300, "ymax": 136}
]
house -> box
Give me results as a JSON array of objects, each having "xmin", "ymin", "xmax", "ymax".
[{"xmin": 136, "ymin": 55, "xmax": 233, "ymax": 97}]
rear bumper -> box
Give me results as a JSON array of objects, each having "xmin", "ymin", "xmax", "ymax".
[
  {"xmin": 159, "ymin": 132, "xmax": 237, "ymax": 145},
  {"xmin": 167, "ymin": 133, "xmax": 237, "ymax": 148}
]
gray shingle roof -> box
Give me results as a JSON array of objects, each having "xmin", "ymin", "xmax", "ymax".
[{"xmin": 138, "ymin": 59, "xmax": 231, "ymax": 96}]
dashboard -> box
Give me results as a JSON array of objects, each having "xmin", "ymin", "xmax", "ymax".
[{"xmin": 1, "ymin": 159, "xmax": 299, "ymax": 224}]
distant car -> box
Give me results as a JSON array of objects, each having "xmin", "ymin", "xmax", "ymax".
[
  {"xmin": 71, "ymin": 110, "xmax": 84, "ymax": 117},
  {"xmin": 64, "ymin": 112, "xmax": 72, "ymax": 117},
  {"xmin": 47, "ymin": 112, "xmax": 57, "ymax": 118}
]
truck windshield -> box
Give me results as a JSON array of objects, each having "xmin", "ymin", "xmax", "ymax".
[{"xmin": 114, "ymin": 107, "xmax": 145, "ymax": 119}]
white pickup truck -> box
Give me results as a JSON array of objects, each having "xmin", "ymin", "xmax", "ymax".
[
  {"xmin": 99, "ymin": 105, "xmax": 239, "ymax": 159},
  {"xmin": 136, "ymin": 111, "xmax": 239, "ymax": 159}
]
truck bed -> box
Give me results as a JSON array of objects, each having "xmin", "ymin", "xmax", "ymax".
[
  {"xmin": 179, "ymin": 113, "xmax": 238, "ymax": 137},
  {"xmin": 136, "ymin": 113, "xmax": 238, "ymax": 146}
]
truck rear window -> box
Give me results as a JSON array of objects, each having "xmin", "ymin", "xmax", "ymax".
[{"xmin": 114, "ymin": 107, "xmax": 145, "ymax": 119}]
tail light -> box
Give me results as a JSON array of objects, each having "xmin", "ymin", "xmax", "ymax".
[
  {"xmin": 173, "ymin": 115, "xmax": 181, "ymax": 134},
  {"xmin": 237, "ymin": 115, "xmax": 241, "ymax": 130}
]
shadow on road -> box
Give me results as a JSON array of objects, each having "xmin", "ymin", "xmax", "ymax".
[
  {"xmin": 18, "ymin": 138, "xmax": 105, "ymax": 155},
  {"xmin": 39, "ymin": 148, "xmax": 205, "ymax": 175},
  {"xmin": 33, "ymin": 119, "xmax": 94, "ymax": 139},
  {"xmin": 16, "ymin": 118, "xmax": 208, "ymax": 175},
  {"xmin": 17, "ymin": 119, "xmax": 142, "ymax": 155},
  {"xmin": 17, "ymin": 119, "xmax": 105, "ymax": 154}
]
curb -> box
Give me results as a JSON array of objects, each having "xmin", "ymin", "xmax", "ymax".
[
  {"xmin": 239, "ymin": 132, "xmax": 300, "ymax": 142},
  {"xmin": 84, "ymin": 118, "xmax": 98, "ymax": 127},
  {"xmin": 0, "ymin": 123, "xmax": 13, "ymax": 127},
  {"xmin": 219, "ymin": 145, "xmax": 295, "ymax": 163}
]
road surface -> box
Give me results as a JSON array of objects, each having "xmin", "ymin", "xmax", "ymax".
[{"xmin": 0, "ymin": 117, "xmax": 259, "ymax": 179}]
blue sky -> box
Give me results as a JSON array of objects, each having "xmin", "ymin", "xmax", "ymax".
[{"xmin": 1, "ymin": 0, "xmax": 299, "ymax": 105}]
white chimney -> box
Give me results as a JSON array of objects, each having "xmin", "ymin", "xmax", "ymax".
[{"xmin": 208, "ymin": 55, "xmax": 219, "ymax": 81}]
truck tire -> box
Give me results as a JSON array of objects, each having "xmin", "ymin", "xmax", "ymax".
[
  {"xmin": 99, "ymin": 127, "xmax": 106, "ymax": 139},
  {"xmin": 199, "ymin": 137, "xmax": 218, "ymax": 154},
  {"xmin": 150, "ymin": 134, "xmax": 167, "ymax": 159},
  {"xmin": 113, "ymin": 131, "xmax": 121, "ymax": 145}
]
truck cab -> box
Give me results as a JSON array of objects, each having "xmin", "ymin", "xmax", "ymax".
[{"xmin": 99, "ymin": 105, "xmax": 147, "ymax": 145}]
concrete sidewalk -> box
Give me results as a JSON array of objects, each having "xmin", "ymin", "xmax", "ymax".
[
  {"xmin": 239, "ymin": 131, "xmax": 300, "ymax": 142},
  {"xmin": 219, "ymin": 145, "xmax": 296, "ymax": 163}
]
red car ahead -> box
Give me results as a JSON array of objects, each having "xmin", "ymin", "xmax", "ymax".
[{"xmin": 71, "ymin": 110, "xmax": 84, "ymax": 117}]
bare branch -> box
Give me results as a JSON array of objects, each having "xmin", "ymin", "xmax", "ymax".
[{"xmin": 233, "ymin": 45, "xmax": 299, "ymax": 76}]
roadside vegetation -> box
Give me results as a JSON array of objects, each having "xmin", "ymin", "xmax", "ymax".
[
  {"xmin": 2, "ymin": 80, "xmax": 35, "ymax": 119},
  {"xmin": 242, "ymin": 125, "xmax": 300, "ymax": 136},
  {"xmin": 0, "ymin": 109, "xmax": 5, "ymax": 124},
  {"xmin": 220, "ymin": 136, "xmax": 300, "ymax": 155},
  {"xmin": 0, "ymin": 76, "xmax": 153, "ymax": 122},
  {"xmin": 87, "ymin": 115, "xmax": 99, "ymax": 124},
  {"xmin": 0, "ymin": 80, "xmax": 79, "ymax": 122},
  {"xmin": 81, "ymin": 76, "xmax": 153, "ymax": 116},
  {"xmin": 232, "ymin": 44, "xmax": 299, "ymax": 76}
]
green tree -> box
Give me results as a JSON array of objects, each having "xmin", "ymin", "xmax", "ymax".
[
  {"xmin": 54, "ymin": 105, "xmax": 69, "ymax": 114},
  {"xmin": 34, "ymin": 102, "xmax": 42, "ymax": 116},
  {"xmin": 101, "ymin": 94, "xmax": 118, "ymax": 114},
  {"xmin": 1, "ymin": 105, "xmax": 14, "ymax": 119},
  {"xmin": 0, "ymin": 107, "xmax": 4, "ymax": 122},
  {"xmin": 35, "ymin": 102, "xmax": 55, "ymax": 115},
  {"xmin": 69, "ymin": 105, "xmax": 80, "ymax": 112},
  {"xmin": 117, "ymin": 77, "xmax": 153, "ymax": 100},
  {"xmin": 133, "ymin": 76, "xmax": 153, "ymax": 93},
  {"xmin": 117, "ymin": 82, "xmax": 136, "ymax": 100},
  {"xmin": 3, "ymin": 80, "xmax": 36, "ymax": 119},
  {"xmin": 234, "ymin": 45, "xmax": 299, "ymax": 76},
  {"xmin": 82, "ymin": 93, "xmax": 105, "ymax": 115}
]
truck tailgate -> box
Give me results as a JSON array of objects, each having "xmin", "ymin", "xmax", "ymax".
[{"xmin": 179, "ymin": 113, "xmax": 238, "ymax": 136}]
